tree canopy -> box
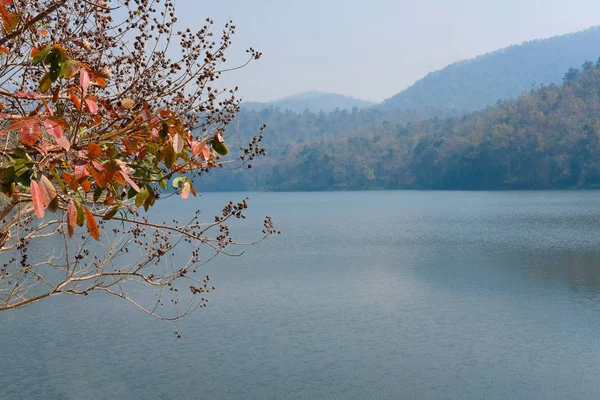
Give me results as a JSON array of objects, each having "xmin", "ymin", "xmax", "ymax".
[{"xmin": 0, "ymin": 0, "xmax": 277, "ymax": 333}]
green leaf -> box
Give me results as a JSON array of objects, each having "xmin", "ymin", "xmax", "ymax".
[
  {"xmin": 135, "ymin": 187, "xmax": 149, "ymax": 208},
  {"xmin": 60, "ymin": 59, "xmax": 81, "ymax": 79},
  {"xmin": 102, "ymin": 206, "xmax": 120, "ymax": 221},
  {"xmin": 172, "ymin": 177, "xmax": 188, "ymax": 189},
  {"xmin": 73, "ymin": 199, "xmax": 85, "ymax": 226},
  {"xmin": 48, "ymin": 51, "xmax": 62, "ymax": 82},
  {"xmin": 211, "ymin": 140, "xmax": 229, "ymax": 156},
  {"xmin": 39, "ymin": 72, "xmax": 51, "ymax": 93},
  {"xmin": 32, "ymin": 46, "xmax": 52, "ymax": 65},
  {"xmin": 127, "ymin": 186, "xmax": 138, "ymax": 200}
]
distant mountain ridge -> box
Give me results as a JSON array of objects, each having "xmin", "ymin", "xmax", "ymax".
[
  {"xmin": 381, "ymin": 26, "xmax": 600, "ymax": 112},
  {"xmin": 242, "ymin": 90, "xmax": 375, "ymax": 113}
]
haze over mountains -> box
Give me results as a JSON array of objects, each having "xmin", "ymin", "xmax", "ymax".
[
  {"xmin": 206, "ymin": 26, "xmax": 600, "ymax": 191},
  {"xmin": 241, "ymin": 90, "xmax": 374, "ymax": 113}
]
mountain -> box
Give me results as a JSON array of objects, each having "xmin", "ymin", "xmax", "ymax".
[
  {"xmin": 381, "ymin": 26, "xmax": 600, "ymax": 112},
  {"xmin": 242, "ymin": 90, "xmax": 375, "ymax": 113},
  {"xmin": 266, "ymin": 60, "xmax": 600, "ymax": 190}
]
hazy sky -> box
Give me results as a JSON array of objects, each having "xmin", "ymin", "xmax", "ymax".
[{"xmin": 175, "ymin": 0, "xmax": 600, "ymax": 103}]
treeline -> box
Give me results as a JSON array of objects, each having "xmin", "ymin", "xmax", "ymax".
[
  {"xmin": 261, "ymin": 60, "xmax": 600, "ymax": 190},
  {"xmin": 209, "ymin": 60, "xmax": 600, "ymax": 191}
]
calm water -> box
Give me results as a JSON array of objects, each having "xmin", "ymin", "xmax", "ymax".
[{"xmin": 3, "ymin": 191, "xmax": 600, "ymax": 400}]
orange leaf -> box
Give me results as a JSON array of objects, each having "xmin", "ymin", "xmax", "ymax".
[
  {"xmin": 84, "ymin": 206, "xmax": 100, "ymax": 240},
  {"xmin": 67, "ymin": 201, "xmax": 76, "ymax": 237},
  {"xmin": 37, "ymin": 29, "xmax": 48, "ymax": 37},
  {"xmin": 30, "ymin": 180, "xmax": 45, "ymax": 219},
  {"xmin": 80, "ymin": 178, "xmax": 91, "ymax": 193},
  {"xmin": 113, "ymin": 172, "xmax": 125, "ymax": 186},
  {"xmin": 70, "ymin": 92, "xmax": 81, "ymax": 111},
  {"xmin": 90, "ymin": 167, "xmax": 107, "ymax": 189},
  {"xmin": 0, "ymin": 46, "xmax": 8, "ymax": 54},
  {"xmin": 87, "ymin": 143, "xmax": 102, "ymax": 160}
]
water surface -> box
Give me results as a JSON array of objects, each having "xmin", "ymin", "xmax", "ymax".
[{"xmin": 2, "ymin": 191, "xmax": 600, "ymax": 400}]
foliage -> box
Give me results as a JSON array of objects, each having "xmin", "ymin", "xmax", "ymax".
[
  {"xmin": 228, "ymin": 60, "xmax": 600, "ymax": 191},
  {"xmin": 0, "ymin": 0, "xmax": 278, "ymax": 333}
]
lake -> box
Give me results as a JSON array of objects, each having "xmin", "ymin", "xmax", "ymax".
[{"xmin": 3, "ymin": 191, "xmax": 600, "ymax": 400}]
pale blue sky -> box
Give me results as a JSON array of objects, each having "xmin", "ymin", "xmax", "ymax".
[{"xmin": 175, "ymin": 0, "xmax": 600, "ymax": 103}]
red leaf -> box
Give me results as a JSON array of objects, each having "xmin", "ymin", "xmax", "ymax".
[
  {"xmin": 191, "ymin": 141, "xmax": 205, "ymax": 157},
  {"xmin": 85, "ymin": 98, "xmax": 98, "ymax": 114},
  {"xmin": 20, "ymin": 121, "xmax": 40, "ymax": 147},
  {"xmin": 200, "ymin": 143, "xmax": 211, "ymax": 161},
  {"xmin": 80, "ymin": 69, "xmax": 89, "ymax": 98},
  {"xmin": 54, "ymin": 134, "xmax": 70, "ymax": 150},
  {"xmin": 74, "ymin": 165, "xmax": 89, "ymax": 181},
  {"xmin": 0, "ymin": 46, "xmax": 9, "ymax": 54},
  {"xmin": 2, "ymin": 118, "xmax": 34, "ymax": 133},
  {"xmin": 118, "ymin": 170, "xmax": 140, "ymax": 192},
  {"xmin": 30, "ymin": 180, "xmax": 45, "ymax": 219},
  {"xmin": 39, "ymin": 175, "xmax": 57, "ymax": 206},
  {"xmin": 87, "ymin": 143, "xmax": 102, "ymax": 160},
  {"xmin": 84, "ymin": 206, "xmax": 100, "ymax": 240},
  {"xmin": 0, "ymin": 0, "xmax": 13, "ymax": 5},
  {"xmin": 67, "ymin": 201, "xmax": 76, "ymax": 238},
  {"xmin": 14, "ymin": 91, "xmax": 41, "ymax": 99},
  {"xmin": 37, "ymin": 29, "xmax": 48, "ymax": 37},
  {"xmin": 43, "ymin": 120, "xmax": 63, "ymax": 138}
]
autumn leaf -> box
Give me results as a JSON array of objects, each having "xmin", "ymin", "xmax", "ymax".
[
  {"xmin": 115, "ymin": 171, "xmax": 140, "ymax": 192},
  {"xmin": 80, "ymin": 69, "xmax": 90, "ymax": 97},
  {"xmin": 181, "ymin": 182, "xmax": 191, "ymax": 200},
  {"xmin": 60, "ymin": 60, "xmax": 81, "ymax": 79},
  {"xmin": 172, "ymin": 133, "xmax": 184, "ymax": 153},
  {"xmin": 85, "ymin": 98, "xmax": 98, "ymax": 114},
  {"xmin": 39, "ymin": 175, "xmax": 57, "ymax": 206},
  {"xmin": 30, "ymin": 180, "xmax": 45, "ymax": 219},
  {"xmin": 54, "ymin": 135, "xmax": 70, "ymax": 151},
  {"xmin": 67, "ymin": 201, "xmax": 76, "ymax": 237},
  {"xmin": 87, "ymin": 143, "xmax": 102, "ymax": 159},
  {"xmin": 73, "ymin": 200, "xmax": 84, "ymax": 226},
  {"xmin": 0, "ymin": 46, "xmax": 9, "ymax": 54},
  {"xmin": 70, "ymin": 91, "xmax": 81, "ymax": 111},
  {"xmin": 20, "ymin": 121, "xmax": 40, "ymax": 147},
  {"xmin": 74, "ymin": 164, "xmax": 89, "ymax": 181},
  {"xmin": 84, "ymin": 206, "xmax": 100, "ymax": 240},
  {"xmin": 43, "ymin": 120, "xmax": 63, "ymax": 138}
]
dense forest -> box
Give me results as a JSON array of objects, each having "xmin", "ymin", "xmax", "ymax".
[
  {"xmin": 266, "ymin": 60, "xmax": 600, "ymax": 190},
  {"xmin": 208, "ymin": 60, "xmax": 600, "ymax": 191},
  {"xmin": 381, "ymin": 26, "xmax": 600, "ymax": 112},
  {"xmin": 201, "ymin": 27, "xmax": 600, "ymax": 192}
]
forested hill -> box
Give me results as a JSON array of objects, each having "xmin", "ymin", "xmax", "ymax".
[
  {"xmin": 262, "ymin": 61, "xmax": 600, "ymax": 191},
  {"xmin": 241, "ymin": 91, "xmax": 374, "ymax": 113},
  {"xmin": 381, "ymin": 26, "xmax": 600, "ymax": 112}
]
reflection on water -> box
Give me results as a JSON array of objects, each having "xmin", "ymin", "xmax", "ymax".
[{"xmin": 2, "ymin": 191, "xmax": 600, "ymax": 400}]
